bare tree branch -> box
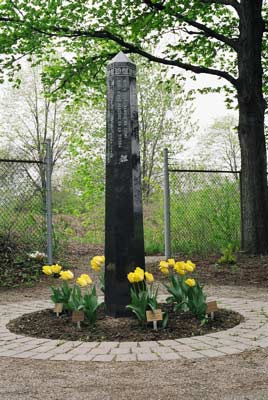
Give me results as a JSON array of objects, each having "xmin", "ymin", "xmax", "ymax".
[
  {"xmin": 0, "ymin": 16, "xmax": 238, "ymax": 86},
  {"xmin": 143, "ymin": 0, "xmax": 239, "ymax": 50}
]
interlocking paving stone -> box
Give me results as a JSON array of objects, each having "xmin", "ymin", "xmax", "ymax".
[
  {"xmin": 158, "ymin": 352, "xmax": 182, "ymax": 361},
  {"xmin": 89, "ymin": 347, "xmax": 111, "ymax": 355},
  {"xmin": 0, "ymin": 297, "xmax": 267, "ymax": 362},
  {"xmin": 15, "ymin": 351, "xmax": 40, "ymax": 359},
  {"xmin": 139, "ymin": 341, "xmax": 161, "ymax": 347},
  {"xmin": 97, "ymin": 341, "xmax": 119, "ymax": 349},
  {"xmin": 116, "ymin": 354, "xmax": 137, "ymax": 362},
  {"xmin": 71, "ymin": 354, "xmax": 95, "ymax": 361},
  {"xmin": 196, "ymin": 337, "xmax": 221, "ymax": 346},
  {"xmin": 189, "ymin": 343, "xmax": 213, "ymax": 350},
  {"xmin": 118, "ymin": 341, "xmax": 138, "ymax": 348},
  {"xmin": 10, "ymin": 344, "xmax": 40, "ymax": 353},
  {"xmin": 66, "ymin": 343, "xmax": 97, "ymax": 356},
  {"xmin": 152, "ymin": 346, "xmax": 173, "ymax": 354},
  {"xmin": 198, "ymin": 349, "xmax": 226, "ymax": 357},
  {"xmin": 50, "ymin": 353, "xmax": 77, "ymax": 361},
  {"xmin": 131, "ymin": 347, "xmax": 156, "ymax": 354},
  {"xmin": 176, "ymin": 338, "xmax": 204, "ymax": 345},
  {"xmin": 179, "ymin": 351, "xmax": 205, "ymax": 359},
  {"xmin": 111, "ymin": 347, "xmax": 132, "ymax": 355},
  {"xmin": 34, "ymin": 347, "xmax": 58, "ymax": 354},
  {"xmin": 137, "ymin": 353, "xmax": 159, "ymax": 361},
  {"xmin": 92, "ymin": 354, "xmax": 115, "ymax": 362},
  {"xmin": 0, "ymin": 350, "xmax": 25, "ymax": 357},
  {"xmin": 31, "ymin": 353, "xmax": 54, "ymax": 360},
  {"xmin": 157, "ymin": 340, "xmax": 179, "ymax": 346},
  {"xmin": 170, "ymin": 344, "xmax": 196, "ymax": 352},
  {"xmin": 216, "ymin": 346, "xmax": 242, "ymax": 355}
]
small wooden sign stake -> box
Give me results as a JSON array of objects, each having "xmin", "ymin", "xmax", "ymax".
[
  {"xmin": 146, "ymin": 309, "xmax": 163, "ymax": 331},
  {"xmin": 206, "ymin": 300, "xmax": 218, "ymax": 320},
  {"xmin": 53, "ymin": 303, "xmax": 63, "ymax": 317},
  {"xmin": 72, "ymin": 311, "xmax": 84, "ymax": 329}
]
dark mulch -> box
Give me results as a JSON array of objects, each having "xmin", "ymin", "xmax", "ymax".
[
  {"xmin": 7, "ymin": 304, "xmax": 243, "ymax": 342},
  {"xmin": 148, "ymin": 253, "xmax": 268, "ymax": 288}
]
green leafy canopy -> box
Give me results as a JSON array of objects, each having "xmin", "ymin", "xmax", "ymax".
[{"xmin": 0, "ymin": 1, "xmax": 267, "ymax": 101}]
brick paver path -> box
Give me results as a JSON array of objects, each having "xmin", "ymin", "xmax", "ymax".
[{"xmin": 0, "ymin": 296, "xmax": 268, "ymax": 362}]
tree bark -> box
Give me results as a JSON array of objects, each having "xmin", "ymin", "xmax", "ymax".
[{"xmin": 238, "ymin": 0, "xmax": 268, "ymax": 253}]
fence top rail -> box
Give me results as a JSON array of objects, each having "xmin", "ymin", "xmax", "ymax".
[
  {"xmin": 0, "ymin": 158, "xmax": 44, "ymax": 164},
  {"xmin": 168, "ymin": 168, "xmax": 241, "ymax": 174}
]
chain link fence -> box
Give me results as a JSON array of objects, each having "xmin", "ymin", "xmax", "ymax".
[
  {"xmin": 0, "ymin": 159, "xmax": 46, "ymax": 253},
  {"xmin": 0, "ymin": 142, "xmax": 53, "ymax": 285},
  {"xmin": 164, "ymin": 149, "xmax": 241, "ymax": 255}
]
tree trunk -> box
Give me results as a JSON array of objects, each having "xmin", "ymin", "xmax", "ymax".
[{"xmin": 238, "ymin": 0, "xmax": 268, "ymax": 253}]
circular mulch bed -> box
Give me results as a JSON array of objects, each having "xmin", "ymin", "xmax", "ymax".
[{"xmin": 7, "ymin": 304, "xmax": 243, "ymax": 342}]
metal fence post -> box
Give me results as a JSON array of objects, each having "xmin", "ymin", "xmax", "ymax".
[
  {"xmin": 164, "ymin": 148, "xmax": 171, "ymax": 259},
  {"xmin": 239, "ymin": 171, "xmax": 244, "ymax": 251},
  {"xmin": 45, "ymin": 139, "xmax": 53, "ymax": 265}
]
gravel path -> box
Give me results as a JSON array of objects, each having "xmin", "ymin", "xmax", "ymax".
[
  {"xmin": 1, "ymin": 256, "xmax": 268, "ymax": 399},
  {"xmin": 0, "ymin": 347, "xmax": 268, "ymax": 400}
]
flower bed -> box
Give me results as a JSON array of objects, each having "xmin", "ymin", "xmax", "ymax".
[
  {"xmin": 7, "ymin": 305, "xmax": 242, "ymax": 342},
  {"xmin": 6, "ymin": 257, "xmax": 243, "ymax": 341}
]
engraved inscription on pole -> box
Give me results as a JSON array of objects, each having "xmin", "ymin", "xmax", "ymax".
[{"xmin": 105, "ymin": 52, "xmax": 145, "ymax": 317}]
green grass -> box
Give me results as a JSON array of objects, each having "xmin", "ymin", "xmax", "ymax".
[
  {"xmin": 169, "ymin": 179, "xmax": 240, "ymax": 255},
  {"xmin": 51, "ymin": 177, "xmax": 241, "ymax": 256}
]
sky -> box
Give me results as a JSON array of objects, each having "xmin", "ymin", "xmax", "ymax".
[
  {"xmin": 176, "ymin": 73, "xmax": 237, "ymax": 162},
  {"xmin": 185, "ymin": 72, "xmax": 237, "ymax": 129},
  {"xmin": 194, "ymin": 90, "xmax": 235, "ymax": 128}
]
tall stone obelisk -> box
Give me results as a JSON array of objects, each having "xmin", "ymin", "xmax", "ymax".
[{"xmin": 105, "ymin": 52, "xmax": 145, "ymax": 317}]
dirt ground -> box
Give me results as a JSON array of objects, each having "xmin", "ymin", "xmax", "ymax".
[{"xmin": 1, "ymin": 244, "xmax": 268, "ymax": 400}]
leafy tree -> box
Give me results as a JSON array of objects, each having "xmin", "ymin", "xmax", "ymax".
[
  {"xmin": 0, "ymin": 1, "xmax": 268, "ymax": 253},
  {"xmin": 64, "ymin": 102, "xmax": 106, "ymax": 214},
  {"xmin": 0, "ymin": 64, "xmax": 68, "ymax": 206},
  {"xmin": 64, "ymin": 61, "xmax": 196, "ymax": 204},
  {"xmin": 137, "ymin": 60, "xmax": 196, "ymax": 200}
]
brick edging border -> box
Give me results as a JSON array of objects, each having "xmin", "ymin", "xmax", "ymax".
[{"xmin": 0, "ymin": 297, "xmax": 267, "ymax": 362}]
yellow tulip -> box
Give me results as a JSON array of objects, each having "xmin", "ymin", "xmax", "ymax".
[
  {"xmin": 159, "ymin": 260, "xmax": 169, "ymax": 275},
  {"xmin": 134, "ymin": 272, "xmax": 143, "ymax": 282},
  {"xmin": 91, "ymin": 255, "xmax": 105, "ymax": 272},
  {"xmin": 91, "ymin": 260, "xmax": 100, "ymax": 271},
  {"xmin": 167, "ymin": 258, "xmax": 175, "ymax": 267},
  {"xmin": 185, "ymin": 264, "xmax": 194, "ymax": 272},
  {"xmin": 160, "ymin": 266, "xmax": 169, "ymax": 275},
  {"xmin": 127, "ymin": 272, "xmax": 136, "ymax": 283},
  {"xmin": 59, "ymin": 270, "xmax": 74, "ymax": 281},
  {"xmin": 136, "ymin": 273, "xmax": 144, "ymax": 282},
  {"xmin": 177, "ymin": 268, "xmax": 186, "ymax": 276},
  {"xmin": 159, "ymin": 261, "xmax": 169, "ymax": 268},
  {"xmin": 186, "ymin": 260, "xmax": 196, "ymax": 271},
  {"xmin": 174, "ymin": 261, "xmax": 186, "ymax": 269},
  {"xmin": 80, "ymin": 274, "xmax": 92, "ymax": 285},
  {"xmin": 145, "ymin": 271, "xmax": 154, "ymax": 283},
  {"xmin": 42, "ymin": 265, "xmax": 53, "ymax": 275},
  {"xmin": 134, "ymin": 267, "xmax": 144, "ymax": 281},
  {"xmin": 76, "ymin": 277, "xmax": 90, "ymax": 287},
  {"xmin": 174, "ymin": 262, "xmax": 186, "ymax": 275},
  {"xmin": 185, "ymin": 278, "xmax": 196, "ymax": 287},
  {"xmin": 51, "ymin": 264, "xmax": 62, "ymax": 274}
]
